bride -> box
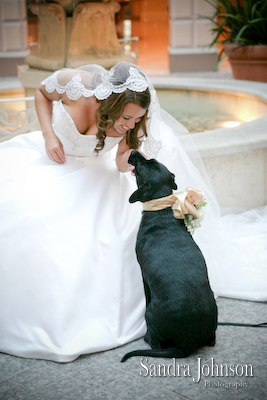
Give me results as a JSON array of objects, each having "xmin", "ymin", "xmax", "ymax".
[{"xmin": 0, "ymin": 62, "xmax": 266, "ymax": 362}]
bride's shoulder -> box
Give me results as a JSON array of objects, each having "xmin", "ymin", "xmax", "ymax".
[
  {"xmin": 54, "ymin": 68, "xmax": 95, "ymax": 90},
  {"xmin": 42, "ymin": 68, "xmax": 96, "ymax": 101}
]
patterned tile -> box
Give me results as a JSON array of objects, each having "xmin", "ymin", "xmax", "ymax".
[
  {"xmin": 0, "ymin": 354, "xmax": 36, "ymax": 379},
  {"xmin": 71, "ymin": 360, "xmax": 123, "ymax": 388},
  {"xmin": 216, "ymin": 298, "xmax": 267, "ymax": 325},
  {"xmin": 0, "ymin": 298, "xmax": 266, "ymax": 400},
  {"xmin": 35, "ymin": 376, "xmax": 95, "ymax": 400},
  {"xmin": 197, "ymin": 383, "xmax": 267, "ymax": 400},
  {"xmin": 100, "ymin": 372, "xmax": 164, "ymax": 400},
  {"xmin": 142, "ymin": 387, "xmax": 193, "ymax": 400},
  {"xmin": 41, "ymin": 353, "xmax": 95, "ymax": 375},
  {"xmin": 13, "ymin": 364, "xmax": 65, "ymax": 391},
  {"xmin": 84, "ymin": 388, "xmax": 118, "ymax": 400},
  {"xmin": 22, "ymin": 395, "xmax": 48, "ymax": 400},
  {"xmin": 0, "ymin": 379, "xmax": 35, "ymax": 400}
]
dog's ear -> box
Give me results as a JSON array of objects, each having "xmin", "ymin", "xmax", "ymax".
[
  {"xmin": 171, "ymin": 173, "xmax": 177, "ymax": 190},
  {"xmin": 129, "ymin": 181, "xmax": 151, "ymax": 203}
]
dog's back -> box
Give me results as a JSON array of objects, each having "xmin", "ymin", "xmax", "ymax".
[{"xmin": 136, "ymin": 208, "xmax": 217, "ymax": 351}]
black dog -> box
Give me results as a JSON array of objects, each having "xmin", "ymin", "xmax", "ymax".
[{"xmin": 121, "ymin": 150, "xmax": 217, "ymax": 362}]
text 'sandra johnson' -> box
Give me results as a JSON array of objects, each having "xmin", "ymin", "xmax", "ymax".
[{"xmin": 140, "ymin": 357, "xmax": 253, "ymax": 383}]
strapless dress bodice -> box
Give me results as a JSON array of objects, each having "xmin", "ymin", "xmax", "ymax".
[{"xmin": 53, "ymin": 100, "xmax": 123, "ymax": 157}]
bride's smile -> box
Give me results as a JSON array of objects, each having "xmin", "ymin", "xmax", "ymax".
[{"xmin": 113, "ymin": 103, "xmax": 146, "ymax": 135}]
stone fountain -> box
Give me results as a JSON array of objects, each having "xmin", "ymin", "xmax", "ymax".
[{"xmin": 19, "ymin": 0, "xmax": 135, "ymax": 95}]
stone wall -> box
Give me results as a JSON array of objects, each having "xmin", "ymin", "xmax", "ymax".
[
  {"xmin": 168, "ymin": 0, "xmax": 218, "ymax": 72},
  {"xmin": 0, "ymin": 0, "xmax": 28, "ymax": 76}
]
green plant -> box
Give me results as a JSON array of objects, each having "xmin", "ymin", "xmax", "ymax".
[{"xmin": 200, "ymin": 0, "xmax": 267, "ymax": 68}]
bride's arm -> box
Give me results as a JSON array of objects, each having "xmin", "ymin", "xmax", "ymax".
[
  {"xmin": 116, "ymin": 137, "xmax": 147, "ymax": 173},
  {"xmin": 35, "ymin": 84, "xmax": 66, "ymax": 164},
  {"xmin": 116, "ymin": 137, "xmax": 135, "ymax": 173}
]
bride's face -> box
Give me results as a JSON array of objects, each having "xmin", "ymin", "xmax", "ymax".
[{"xmin": 113, "ymin": 103, "xmax": 146, "ymax": 135}]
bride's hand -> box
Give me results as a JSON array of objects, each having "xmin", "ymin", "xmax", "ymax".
[
  {"xmin": 129, "ymin": 150, "xmax": 148, "ymax": 176},
  {"xmin": 45, "ymin": 136, "xmax": 66, "ymax": 164}
]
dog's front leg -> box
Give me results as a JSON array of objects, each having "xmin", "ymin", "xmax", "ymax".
[
  {"xmin": 144, "ymin": 308, "xmax": 164, "ymax": 349},
  {"xmin": 143, "ymin": 278, "xmax": 151, "ymax": 307}
]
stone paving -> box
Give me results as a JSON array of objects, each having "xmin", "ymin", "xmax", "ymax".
[{"xmin": 0, "ymin": 297, "xmax": 266, "ymax": 400}]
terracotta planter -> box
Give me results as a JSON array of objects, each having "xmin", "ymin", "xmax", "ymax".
[{"xmin": 223, "ymin": 44, "xmax": 267, "ymax": 82}]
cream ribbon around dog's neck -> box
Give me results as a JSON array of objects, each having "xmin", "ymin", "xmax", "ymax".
[{"xmin": 143, "ymin": 187, "xmax": 204, "ymax": 219}]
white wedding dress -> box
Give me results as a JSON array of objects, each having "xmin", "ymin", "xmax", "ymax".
[
  {"xmin": 0, "ymin": 100, "xmax": 147, "ymax": 362},
  {"xmin": 0, "ymin": 65, "xmax": 266, "ymax": 363}
]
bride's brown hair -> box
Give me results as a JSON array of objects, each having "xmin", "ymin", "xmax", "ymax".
[{"xmin": 94, "ymin": 87, "xmax": 151, "ymax": 154}]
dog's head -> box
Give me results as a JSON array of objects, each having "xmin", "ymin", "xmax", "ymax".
[{"xmin": 128, "ymin": 150, "xmax": 177, "ymax": 203}]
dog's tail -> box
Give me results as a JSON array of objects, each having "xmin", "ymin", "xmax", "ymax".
[{"xmin": 121, "ymin": 347, "xmax": 190, "ymax": 363}]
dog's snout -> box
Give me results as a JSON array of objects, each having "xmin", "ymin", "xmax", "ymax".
[{"xmin": 128, "ymin": 150, "xmax": 146, "ymax": 166}]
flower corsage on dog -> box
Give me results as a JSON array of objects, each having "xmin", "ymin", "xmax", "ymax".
[
  {"xmin": 143, "ymin": 186, "xmax": 207, "ymax": 235},
  {"xmin": 172, "ymin": 187, "xmax": 207, "ymax": 235}
]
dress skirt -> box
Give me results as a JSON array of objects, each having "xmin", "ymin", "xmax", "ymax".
[{"xmin": 0, "ymin": 131, "xmax": 146, "ymax": 362}]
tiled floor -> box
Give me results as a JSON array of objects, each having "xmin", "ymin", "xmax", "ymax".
[{"xmin": 0, "ymin": 297, "xmax": 266, "ymax": 400}]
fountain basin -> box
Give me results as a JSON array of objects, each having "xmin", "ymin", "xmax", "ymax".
[{"xmin": 152, "ymin": 77, "xmax": 267, "ymax": 211}]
